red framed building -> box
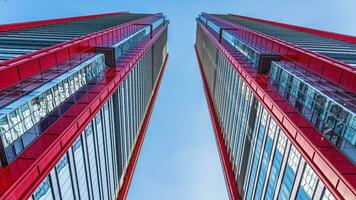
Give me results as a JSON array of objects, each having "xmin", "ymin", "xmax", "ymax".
[
  {"xmin": 195, "ymin": 13, "xmax": 355, "ymax": 200},
  {"xmin": 0, "ymin": 12, "xmax": 169, "ymax": 200}
]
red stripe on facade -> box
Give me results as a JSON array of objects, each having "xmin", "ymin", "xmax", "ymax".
[
  {"xmin": 0, "ymin": 12, "xmax": 128, "ymax": 31},
  {"xmin": 228, "ymin": 13, "xmax": 356, "ymax": 44},
  {"xmin": 197, "ymin": 20, "xmax": 356, "ymax": 200},
  {"xmin": 195, "ymin": 45, "xmax": 241, "ymax": 200},
  {"xmin": 117, "ymin": 54, "xmax": 168, "ymax": 200},
  {"xmin": 0, "ymin": 22, "xmax": 168, "ymax": 200}
]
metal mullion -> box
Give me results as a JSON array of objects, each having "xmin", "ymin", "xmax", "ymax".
[
  {"xmin": 237, "ymin": 90, "xmax": 254, "ymax": 175},
  {"xmin": 242, "ymin": 104, "xmax": 263, "ymax": 199},
  {"xmin": 214, "ymin": 54, "xmax": 223, "ymax": 116},
  {"xmin": 289, "ymin": 158, "xmax": 306, "ymax": 199},
  {"xmin": 124, "ymin": 78, "xmax": 132, "ymax": 157},
  {"xmin": 108, "ymin": 97, "xmax": 119, "ymax": 190},
  {"xmin": 127, "ymin": 72, "xmax": 133, "ymax": 149},
  {"xmin": 272, "ymin": 142, "xmax": 292, "ymax": 200},
  {"xmin": 225, "ymin": 71, "xmax": 237, "ymax": 153},
  {"xmin": 220, "ymin": 58, "xmax": 230, "ymax": 130},
  {"xmin": 90, "ymin": 120, "xmax": 104, "ymax": 200},
  {"xmin": 227, "ymin": 82, "xmax": 239, "ymax": 162},
  {"xmin": 234, "ymin": 85, "xmax": 250, "ymax": 172},
  {"xmin": 213, "ymin": 52, "xmax": 222, "ymax": 102},
  {"xmin": 221, "ymin": 64, "xmax": 232, "ymax": 146},
  {"xmin": 102, "ymin": 104, "xmax": 112, "ymax": 198},
  {"xmin": 230, "ymin": 80, "xmax": 244, "ymax": 162},
  {"xmin": 260, "ymin": 127, "xmax": 281, "ymax": 200},
  {"xmin": 118, "ymin": 85, "xmax": 126, "ymax": 179},
  {"xmin": 132, "ymin": 67, "xmax": 138, "ymax": 141},
  {"xmin": 215, "ymin": 54, "xmax": 224, "ymax": 117},
  {"xmin": 120, "ymin": 83, "xmax": 129, "ymax": 170},
  {"xmin": 250, "ymin": 113, "xmax": 271, "ymax": 200},
  {"xmin": 138, "ymin": 61, "xmax": 143, "ymax": 124},
  {"xmin": 222, "ymin": 65, "xmax": 234, "ymax": 142},
  {"xmin": 221, "ymin": 64, "xmax": 232, "ymax": 141}
]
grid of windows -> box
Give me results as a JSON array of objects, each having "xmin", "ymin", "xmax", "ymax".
[
  {"xmin": 0, "ymin": 14, "xmax": 149, "ymax": 62},
  {"xmin": 196, "ymin": 24, "xmax": 337, "ymax": 200},
  {"xmin": 214, "ymin": 14, "xmax": 356, "ymax": 66},
  {"xmin": 269, "ymin": 61, "xmax": 356, "ymax": 163},
  {"xmin": 29, "ymin": 27, "xmax": 167, "ymax": 200},
  {"xmin": 0, "ymin": 19, "xmax": 168, "ymax": 166},
  {"xmin": 0, "ymin": 54, "xmax": 105, "ymax": 161}
]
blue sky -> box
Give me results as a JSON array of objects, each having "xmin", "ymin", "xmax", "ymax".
[{"xmin": 1, "ymin": 1, "xmax": 355, "ymax": 200}]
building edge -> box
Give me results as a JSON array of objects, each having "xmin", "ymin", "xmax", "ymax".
[
  {"xmin": 195, "ymin": 44, "xmax": 241, "ymax": 200},
  {"xmin": 117, "ymin": 54, "xmax": 168, "ymax": 200}
]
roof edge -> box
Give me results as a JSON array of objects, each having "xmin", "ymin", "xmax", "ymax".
[
  {"xmin": 0, "ymin": 11, "xmax": 129, "ymax": 31},
  {"xmin": 227, "ymin": 13, "xmax": 356, "ymax": 44}
]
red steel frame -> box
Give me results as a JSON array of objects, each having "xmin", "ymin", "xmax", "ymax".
[
  {"xmin": 195, "ymin": 45, "xmax": 240, "ymax": 200},
  {"xmin": 202, "ymin": 13, "xmax": 356, "ymax": 93},
  {"xmin": 228, "ymin": 13, "xmax": 356, "ymax": 44},
  {"xmin": 0, "ymin": 13, "xmax": 162, "ymax": 91},
  {"xmin": 196, "ymin": 18, "xmax": 356, "ymax": 200},
  {"xmin": 117, "ymin": 54, "xmax": 168, "ymax": 200},
  {"xmin": 0, "ymin": 14, "xmax": 168, "ymax": 200},
  {"xmin": 0, "ymin": 12, "xmax": 128, "ymax": 31}
]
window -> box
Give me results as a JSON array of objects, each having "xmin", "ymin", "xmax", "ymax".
[
  {"xmin": 278, "ymin": 145, "xmax": 301, "ymax": 200},
  {"xmin": 296, "ymin": 165, "xmax": 318, "ymax": 200}
]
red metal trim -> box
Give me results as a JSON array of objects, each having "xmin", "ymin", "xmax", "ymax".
[
  {"xmin": 0, "ymin": 13, "xmax": 162, "ymax": 91},
  {"xmin": 0, "ymin": 12, "xmax": 129, "ymax": 31},
  {"xmin": 202, "ymin": 14, "xmax": 356, "ymax": 93},
  {"xmin": 196, "ymin": 20, "xmax": 356, "ymax": 200},
  {"xmin": 117, "ymin": 54, "xmax": 168, "ymax": 200},
  {"xmin": 195, "ymin": 45, "xmax": 241, "ymax": 200},
  {"xmin": 227, "ymin": 13, "xmax": 356, "ymax": 44},
  {"xmin": 0, "ymin": 23, "xmax": 168, "ymax": 200}
]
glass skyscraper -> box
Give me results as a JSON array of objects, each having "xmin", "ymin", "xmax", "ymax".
[
  {"xmin": 195, "ymin": 13, "xmax": 355, "ymax": 200},
  {"xmin": 0, "ymin": 12, "xmax": 168, "ymax": 200}
]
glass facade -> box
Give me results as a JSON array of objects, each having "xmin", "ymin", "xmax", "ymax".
[
  {"xmin": 196, "ymin": 23, "xmax": 337, "ymax": 200},
  {"xmin": 213, "ymin": 14, "xmax": 356, "ymax": 66},
  {"xmin": 27, "ymin": 26, "xmax": 167, "ymax": 199},
  {"xmin": 0, "ymin": 55, "xmax": 105, "ymax": 161},
  {"xmin": 198, "ymin": 15, "xmax": 278, "ymax": 71},
  {"xmin": 0, "ymin": 13, "xmax": 150, "ymax": 63},
  {"xmin": 269, "ymin": 61, "xmax": 356, "ymax": 163}
]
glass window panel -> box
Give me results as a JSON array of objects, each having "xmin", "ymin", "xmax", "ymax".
[{"xmin": 33, "ymin": 177, "xmax": 53, "ymax": 200}]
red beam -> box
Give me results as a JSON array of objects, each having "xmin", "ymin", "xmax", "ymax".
[
  {"xmin": 0, "ymin": 12, "xmax": 129, "ymax": 31},
  {"xmin": 202, "ymin": 14, "xmax": 356, "ymax": 93},
  {"xmin": 228, "ymin": 13, "xmax": 356, "ymax": 44},
  {"xmin": 195, "ymin": 45, "xmax": 240, "ymax": 200},
  {"xmin": 117, "ymin": 54, "xmax": 168, "ymax": 200},
  {"xmin": 0, "ymin": 23, "xmax": 168, "ymax": 200},
  {"xmin": 196, "ymin": 20, "xmax": 356, "ymax": 200}
]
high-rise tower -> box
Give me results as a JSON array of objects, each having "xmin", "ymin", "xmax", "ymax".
[
  {"xmin": 0, "ymin": 12, "xmax": 168, "ymax": 200},
  {"xmin": 195, "ymin": 13, "xmax": 355, "ymax": 200}
]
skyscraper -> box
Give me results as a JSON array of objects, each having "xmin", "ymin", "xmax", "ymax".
[
  {"xmin": 0, "ymin": 12, "xmax": 168, "ymax": 200},
  {"xmin": 195, "ymin": 13, "xmax": 355, "ymax": 200}
]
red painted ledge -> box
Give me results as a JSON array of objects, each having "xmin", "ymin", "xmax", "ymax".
[
  {"xmin": 117, "ymin": 54, "xmax": 168, "ymax": 200},
  {"xmin": 195, "ymin": 45, "xmax": 241, "ymax": 200}
]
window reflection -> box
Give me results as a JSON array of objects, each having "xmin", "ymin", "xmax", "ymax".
[
  {"xmin": 270, "ymin": 61, "xmax": 356, "ymax": 163},
  {"xmin": 0, "ymin": 54, "xmax": 105, "ymax": 155}
]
